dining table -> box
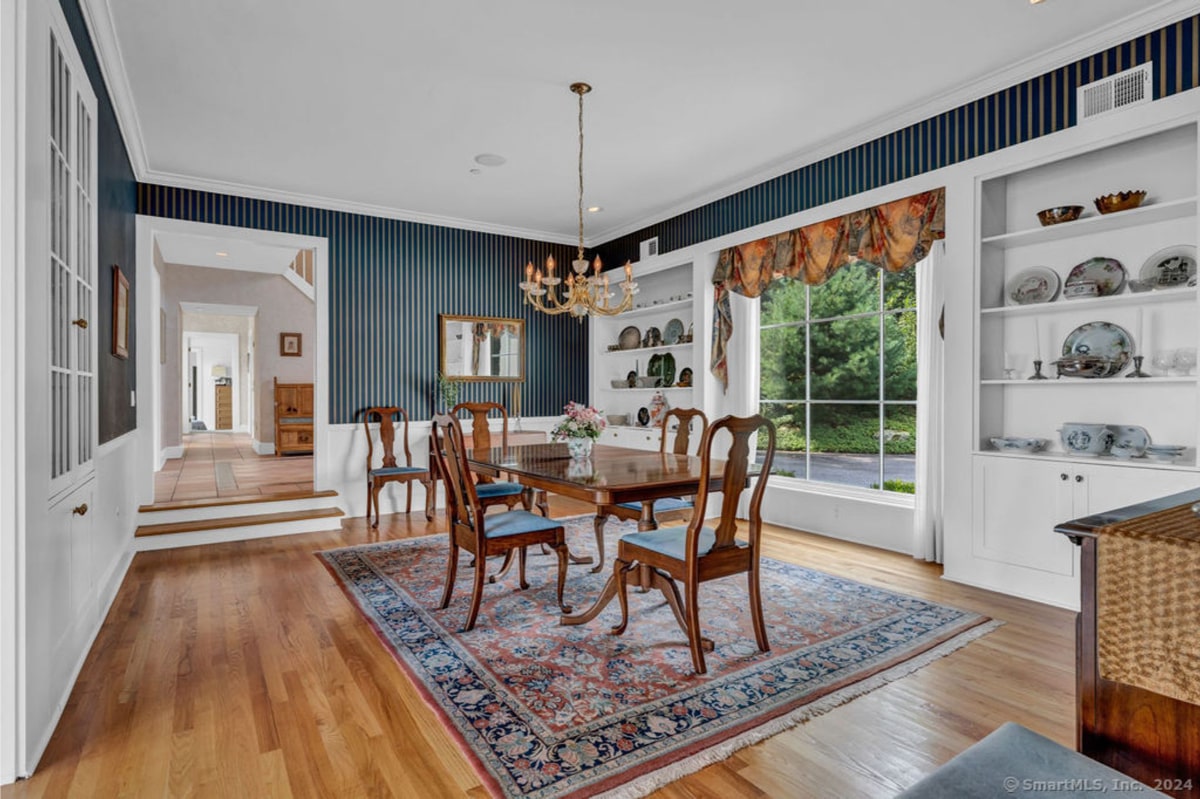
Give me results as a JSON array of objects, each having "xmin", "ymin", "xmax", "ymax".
[{"xmin": 467, "ymin": 440, "xmax": 737, "ymax": 631}]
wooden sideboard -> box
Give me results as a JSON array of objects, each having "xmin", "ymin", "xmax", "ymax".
[
  {"xmin": 274, "ymin": 377, "xmax": 313, "ymax": 456},
  {"xmin": 1056, "ymin": 489, "xmax": 1200, "ymax": 798}
]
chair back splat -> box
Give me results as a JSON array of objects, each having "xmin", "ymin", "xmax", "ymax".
[
  {"xmin": 431, "ymin": 413, "xmax": 481, "ymax": 534},
  {"xmin": 363, "ymin": 406, "xmax": 430, "ymax": 527},
  {"xmin": 693, "ymin": 414, "xmax": 775, "ymax": 555},
  {"xmin": 663, "ymin": 407, "xmax": 708, "ymax": 456}
]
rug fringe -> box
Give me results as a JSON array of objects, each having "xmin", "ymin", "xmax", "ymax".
[{"xmin": 592, "ymin": 619, "xmax": 1004, "ymax": 799}]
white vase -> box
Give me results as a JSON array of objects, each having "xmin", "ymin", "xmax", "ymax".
[{"xmin": 567, "ymin": 437, "xmax": 593, "ymax": 459}]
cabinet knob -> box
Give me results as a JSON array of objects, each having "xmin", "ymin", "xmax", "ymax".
[
  {"xmin": 1060, "ymin": 473, "xmax": 1069, "ymax": 481},
  {"xmin": 72, "ymin": 503, "xmax": 88, "ymax": 516},
  {"xmin": 1075, "ymin": 474, "xmax": 1084, "ymax": 483}
]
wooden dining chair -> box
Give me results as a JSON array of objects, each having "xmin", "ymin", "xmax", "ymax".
[
  {"xmin": 611, "ymin": 413, "xmax": 776, "ymax": 675},
  {"xmin": 431, "ymin": 413, "xmax": 571, "ymax": 631},
  {"xmin": 590, "ymin": 408, "xmax": 709, "ymax": 572},
  {"xmin": 449, "ymin": 401, "xmax": 530, "ymax": 512},
  {"xmin": 363, "ymin": 406, "xmax": 431, "ymax": 528}
]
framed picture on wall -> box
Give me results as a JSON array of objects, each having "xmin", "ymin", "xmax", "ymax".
[
  {"xmin": 112, "ymin": 265, "xmax": 130, "ymax": 359},
  {"xmin": 280, "ymin": 332, "xmax": 302, "ymax": 357}
]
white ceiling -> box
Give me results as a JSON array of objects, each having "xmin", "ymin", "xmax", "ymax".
[
  {"xmin": 88, "ymin": 0, "xmax": 1194, "ymax": 245},
  {"xmin": 156, "ymin": 231, "xmax": 299, "ymax": 273}
]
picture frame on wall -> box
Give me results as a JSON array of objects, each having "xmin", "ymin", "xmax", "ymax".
[
  {"xmin": 112, "ymin": 265, "xmax": 130, "ymax": 359},
  {"xmin": 280, "ymin": 332, "xmax": 302, "ymax": 357}
]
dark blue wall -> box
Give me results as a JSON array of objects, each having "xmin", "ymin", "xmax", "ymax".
[
  {"xmin": 136, "ymin": 185, "xmax": 590, "ymax": 424},
  {"xmin": 597, "ymin": 14, "xmax": 1200, "ymax": 265},
  {"xmin": 58, "ymin": 0, "xmax": 138, "ymax": 443}
]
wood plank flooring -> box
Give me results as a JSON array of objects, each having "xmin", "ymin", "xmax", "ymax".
[
  {"xmin": 154, "ymin": 433, "xmax": 314, "ymax": 503},
  {"xmin": 6, "ymin": 498, "xmax": 1077, "ymax": 798}
]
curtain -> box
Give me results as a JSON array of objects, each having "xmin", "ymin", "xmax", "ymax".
[
  {"xmin": 912, "ymin": 240, "xmax": 945, "ymax": 562},
  {"xmin": 710, "ymin": 187, "xmax": 945, "ymax": 391}
]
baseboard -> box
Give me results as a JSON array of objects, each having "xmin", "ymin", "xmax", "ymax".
[
  {"xmin": 158, "ymin": 445, "xmax": 183, "ymax": 470},
  {"xmin": 252, "ymin": 439, "xmax": 275, "ymax": 456},
  {"xmin": 23, "ymin": 543, "xmax": 133, "ymax": 777}
]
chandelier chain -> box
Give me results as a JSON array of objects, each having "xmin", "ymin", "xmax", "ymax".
[{"xmin": 577, "ymin": 85, "xmax": 585, "ymax": 262}]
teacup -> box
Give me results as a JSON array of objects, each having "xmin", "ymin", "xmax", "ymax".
[{"xmin": 1063, "ymin": 281, "xmax": 1100, "ymax": 299}]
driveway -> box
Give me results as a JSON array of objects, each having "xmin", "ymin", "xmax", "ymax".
[{"xmin": 766, "ymin": 451, "xmax": 915, "ymax": 490}]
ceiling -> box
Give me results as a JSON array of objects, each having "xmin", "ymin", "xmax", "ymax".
[
  {"xmin": 89, "ymin": 0, "xmax": 1193, "ymax": 245},
  {"xmin": 157, "ymin": 231, "xmax": 300, "ymax": 273}
]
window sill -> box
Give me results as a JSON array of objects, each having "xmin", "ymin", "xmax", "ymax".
[{"xmin": 763, "ymin": 475, "xmax": 916, "ymax": 508}]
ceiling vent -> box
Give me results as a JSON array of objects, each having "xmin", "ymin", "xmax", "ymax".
[{"xmin": 1077, "ymin": 62, "xmax": 1152, "ymax": 122}]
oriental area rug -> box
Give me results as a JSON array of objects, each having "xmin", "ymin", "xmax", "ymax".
[{"xmin": 318, "ymin": 517, "xmax": 998, "ymax": 799}]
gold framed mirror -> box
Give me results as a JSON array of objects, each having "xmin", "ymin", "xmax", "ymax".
[{"xmin": 439, "ymin": 315, "xmax": 525, "ymax": 381}]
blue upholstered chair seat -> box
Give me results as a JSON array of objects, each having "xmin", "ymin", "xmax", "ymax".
[
  {"xmin": 484, "ymin": 510, "xmax": 563, "ymax": 539},
  {"xmin": 369, "ymin": 465, "xmax": 426, "ymax": 477},
  {"xmin": 475, "ymin": 481, "xmax": 525, "ymax": 499},
  {"xmin": 616, "ymin": 496, "xmax": 693, "ymax": 513},
  {"xmin": 620, "ymin": 526, "xmax": 746, "ymax": 561}
]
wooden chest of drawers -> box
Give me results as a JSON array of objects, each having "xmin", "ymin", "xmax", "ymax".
[{"xmin": 274, "ymin": 377, "xmax": 314, "ymax": 456}]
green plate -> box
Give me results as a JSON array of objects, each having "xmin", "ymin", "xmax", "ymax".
[{"xmin": 647, "ymin": 353, "xmax": 675, "ymax": 387}]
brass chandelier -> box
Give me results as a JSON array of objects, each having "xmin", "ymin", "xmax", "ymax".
[{"xmin": 519, "ymin": 82, "xmax": 637, "ymax": 318}]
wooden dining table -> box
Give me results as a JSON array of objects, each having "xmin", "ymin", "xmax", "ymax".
[{"xmin": 467, "ymin": 441, "xmax": 735, "ymax": 630}]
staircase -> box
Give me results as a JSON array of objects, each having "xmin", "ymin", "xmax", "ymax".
[
  {"xmin": 135, "ymin": 489, "xmax": 344, "ymax": 551},
  {"xmin": 283, "ymin": 247, "xmax": 315, "ymax": 300}
]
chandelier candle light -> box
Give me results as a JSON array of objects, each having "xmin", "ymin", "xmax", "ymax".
[{"xmin": 519, "ymin": 82, "xmax": 638, "ymax": 319}]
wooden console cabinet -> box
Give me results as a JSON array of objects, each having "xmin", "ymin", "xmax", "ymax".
[
  {"xmin": 1057, "ymin": 489, "xmax": 1200, "ymax": 798},
  {"xmin": 274, "ymin": 377, "xmax": 313, "ymax": 456}
]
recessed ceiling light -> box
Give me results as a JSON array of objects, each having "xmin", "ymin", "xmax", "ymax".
[
  {"xmin": 588, "ymin": 206, "xmax": 603, "ymax": 213},
  {"xmin": 473, "ymin": 153, "xmax": 507, "ymax": 167},
  {"xmin": 1029, "ymin": 0, "xmax": 1045, "ymax": 4},
  {"xmin": 215, "ymin": 251, "xmax": 229, "ymax": 257}
]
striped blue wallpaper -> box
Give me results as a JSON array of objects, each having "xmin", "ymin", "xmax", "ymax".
[
  {"xmin": 137, "ymin": 184, "xmax": 588, "ymax": 424},
  {"xmin": 597, "ymin": 13, "xmax": 1200, "ymax": 265}
]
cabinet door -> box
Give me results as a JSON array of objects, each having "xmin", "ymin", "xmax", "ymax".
[
  {"xmin": 298, "ymin": 385, "xmax": 314, "ymax": 416},
  {"xmin": 972, "ymin": 457, "xmax": 1076, "ymax": 576},
  {"xmin": 1076, "ymin": 466, "xmax": 1200, "ymax": 517}
]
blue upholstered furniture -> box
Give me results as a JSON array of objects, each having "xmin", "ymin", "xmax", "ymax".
[
  {"xmin": 898, "ymin": 723, "xmax": 1164, "ymax": 798},
  {"xmin": 363, "ymin": 406, "xmax": 431, "ymax": 527},
  {"xmin": 431, "ymin": 413, "xmax": 571, "ymax": 632}
]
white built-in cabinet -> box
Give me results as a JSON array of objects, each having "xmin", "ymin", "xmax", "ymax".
[
  {"xmin": 590, "ymin": 259, "xmax": 699, "ymax": 451},
  {"xmin": 960, "ymin": 117, "xmax": 1200, "ymax": 608}
]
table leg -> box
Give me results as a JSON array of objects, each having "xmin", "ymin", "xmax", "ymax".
[
  {"xmin": 638, "ymin": 501, "xmax": 658, "ymax": 532},
  {"xmin": 560, "ymin": 573, "xmax": 617, "ymax": 626}
]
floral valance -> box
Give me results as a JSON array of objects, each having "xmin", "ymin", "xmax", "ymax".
[{"xmin": 710, "ymin": 187, "xmax": 945, "ymax": 390}]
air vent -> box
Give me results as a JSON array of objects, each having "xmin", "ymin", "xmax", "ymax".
[{"xmin": 1077, "ymin": 62, "xmax": 1152, "ymax": 122}]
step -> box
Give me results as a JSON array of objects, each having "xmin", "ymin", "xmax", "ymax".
[
  {"xmin": 133, "ymin": 508, "xmax": 347, "ymax": 552},
  {"xmin": 135, "ymin": 507, "xmax": 344, "ymax": 538},
  {"xmin": 137, "ymin": 491, "xmax": 341, "ymax": 526}
]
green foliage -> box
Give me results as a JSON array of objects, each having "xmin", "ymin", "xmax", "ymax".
[
  {"xmin": 871, "ymin": 479, "xmax": 916, "ymax": 494},
  {"xmin": 436, "ymin": 373, "xmax": 459, "ymax": 410}
]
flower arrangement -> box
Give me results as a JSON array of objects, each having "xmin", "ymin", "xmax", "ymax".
[{"xmin": 550, "ymin": 402, "xmax": 605, "ymax": 441}]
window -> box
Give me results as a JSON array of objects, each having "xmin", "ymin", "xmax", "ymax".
[{"xmin": 758, "ymin": 260, "xmax": 918, "ymax": 494}]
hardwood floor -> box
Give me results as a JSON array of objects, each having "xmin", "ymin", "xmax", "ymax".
[
  {"xmin": 154, "ymin": 432, "xmax": 314, "ymax": 503},
  {"xmin": 6, "ymin": 498, "xmax": 1077, "ymax": 798}
]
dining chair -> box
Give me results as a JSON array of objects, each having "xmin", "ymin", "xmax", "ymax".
[
  {"xmin": 611, "ymin": 413, "xmax": 776, "ymax": 675},
  {"xmin": 590, "ymin": 408, "xmax": 709, "ymax": 572},
  {"xmin": 363, "ymin": 406, "xmax": 432, "ymax": 528},
  {"xmin": 431, "ymin": 413, "xmax": 571, "ymax": 631},
  {"xmin": 449, "ymin": 401, "xmax": 530, "ymax": 512}
]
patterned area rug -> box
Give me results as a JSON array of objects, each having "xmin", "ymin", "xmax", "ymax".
[{"xmin": 319, "ymin": 517, "xmax": 998, "ymax": 799}]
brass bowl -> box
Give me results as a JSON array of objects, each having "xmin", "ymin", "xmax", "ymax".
[
  {"xmin": 1093, "ymin": 190, "xmax": 1146, "ymax": 215},
  {"xmin": 1036, "ymin": 205, "xmax": 1084, "ymax": 226}
]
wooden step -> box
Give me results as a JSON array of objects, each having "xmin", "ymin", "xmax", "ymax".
[
  {"xmin": 139, "ymin": 489, "xmax": 338, "ymax": 514},
  {"xmin": 135, "ymin": 507, "xmax": 344, "ymax": 538}
]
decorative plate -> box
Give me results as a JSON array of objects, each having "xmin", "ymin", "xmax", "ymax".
[
  {"xmin": 648, "ymin": 353, "xmax": 676, "ymax": 387},
  {"xmin": 1005, "ymin": 266, "xmax": 1060, "ymax": 305},
  {"xmin": 1065, "ymin": 257, "xmax": 1126, "ymax": 297},
  {"xmin": 618, "ymin": 325, "xmax": 641, "ymax": 350},
  {"xmin": 1061, "ymin": 321, "xmax": 1132, "ymax": 375},
  {"xmin": 1106, "ymin": 425, "xmax": 1150, "ymax": 451},
  {"xmin": 1139, "ymin": 244, "xmax": 1197, "ymax": 289},
  {"xmin": 989, "ymin": 437, "xmax": 1048, "ymax": 452},
  {"xmin": 643, "ymin": 326, "xmax": 663, "ymax": 348},
  {"xmin": 677, "ymin": 367, "xmax": 693, "ymax": 387},
  {"xmin": 663, "ymin": 318, "xmax": 685, "ymax": 345},
  {"xmin": 626, "ymin": 370, "xmax": 637, "ymax": 388},
  {"xmin": 636, "ymin": 406, "xmax": 650, "ymax": 426}
]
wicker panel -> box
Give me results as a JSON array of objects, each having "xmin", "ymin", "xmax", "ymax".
[{"xmin": 1097, "ymin": 502, "xmax": 1200, "ymax": 706}]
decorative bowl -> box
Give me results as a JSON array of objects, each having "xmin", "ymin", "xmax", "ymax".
[
  {"xmin": 609, "ymin": 379, "xmax": 628, "ymax": 389},
  {"xmin": 1036, "ymin": 205, "xmax": 1085, "ymax": 226},
  {"xmin": 1053, "ymin": 355, "xmax": 1120, "ymax": 378},
  {"xmin": 606, "ymin": 414, "xmax": 628, "ymax": 426},
  {"xmin": 634, "ymin": 376, "xmax": 662, "ymax": 388},
  {"xmin": 990, "ymin": 437, "xmax": 1049, "ymax": 453},
  {"xmin": 1110, "ymin": 444, "xmax": 1142, "ymax": 460},
  {"xmin": 1127, "ymin": 278, "xmax": 1157, "ymax": 293},
  {"xmin": 1094, "ymin": 190, "xmax": 1147, "ymax": 215},
  {"xmin": 1058, "ymin": 423, "xmax": 1114, "ymax": 456},
  {"xmin": 1062, "ymin": 280, "xmax": 1100, "ymax": 299}
]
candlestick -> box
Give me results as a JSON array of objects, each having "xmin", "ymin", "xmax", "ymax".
[
  {"xmin": 1126, "ymin": 354, "xmax": 1150, "ymax": 378},
  {"xmin": 1029, "ymin": 359, "xmax": 1049, "ymax": 380},
  {"xmin": 1034, "ymin": 318, "xmax": 1042, "ymax": 362},
  {"xmin": 1135, "ymin": 307, "xmax": 1144, "ymax": 356}
]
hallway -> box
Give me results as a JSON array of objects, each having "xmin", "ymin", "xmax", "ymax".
[{"xmin": 154, "ymin": 432, "xmax": 314, "ymax": 503}]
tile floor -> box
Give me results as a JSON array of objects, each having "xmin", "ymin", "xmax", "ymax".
[{"xmin": 154, "ymin": 432, "xmax": 314, "ymax": 503}]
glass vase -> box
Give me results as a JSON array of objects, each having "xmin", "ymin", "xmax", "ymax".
[{"xmin": 567, "ymin": 437, "xmax": 593, "ymax": 459}]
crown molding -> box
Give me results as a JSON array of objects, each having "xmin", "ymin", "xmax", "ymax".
[
  {"xmin": 590, "ymin": 0, "xmax": 1199, "ymax": 245},
  {"xmin": 77, "ymin": 0, "xmax": 149, "ymax": 175},
  {"xmin": 139, "ymin": 167, "xmax": 581, "ymax": 246}
]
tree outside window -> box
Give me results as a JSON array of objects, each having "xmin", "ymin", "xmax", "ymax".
[{"xmin": 758, "ymin": 260, "xmax": 918, "ymax": 493}]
